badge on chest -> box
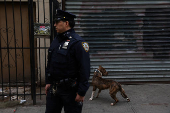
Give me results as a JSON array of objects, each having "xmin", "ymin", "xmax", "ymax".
[{"xmin": 62, "ymin": 40, "xmax": 70, "ymax": 49}]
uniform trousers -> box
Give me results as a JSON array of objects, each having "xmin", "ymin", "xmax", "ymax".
[{"xmin": 45, "ymin": 85, "xmax": 83, "ymax": 113}]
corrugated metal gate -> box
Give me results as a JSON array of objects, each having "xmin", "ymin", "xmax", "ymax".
[{"xmin": 64, "ymin": 0, "xmax": 170, "ymax": 83}]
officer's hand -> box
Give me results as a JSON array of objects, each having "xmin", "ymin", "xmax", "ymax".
[
  {"xmin": 75, "ymin": 93, "xmax": 84, "ymax": 102},
  {"xmin": 45, "ymin": 84, "xmax": 51, "ymax": 95}
]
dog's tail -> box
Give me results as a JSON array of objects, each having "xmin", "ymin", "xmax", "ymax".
[{"xmin": 118, "ymin": 83, "xmax": 130, "ymax": 101}]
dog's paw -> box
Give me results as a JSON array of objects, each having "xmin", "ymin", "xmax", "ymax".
[
  {"xmin": 89, "ymin": 98, "xmax": 93, "ymax": 101},
  {"xmin": 110, "ymin": 103, "xmax": 114, "ymax": 106},
  {"xmin": 111, "ymin": 102, "xmax": 117, "ymax": 106},
  {"xmin": 126, "ymin": 98, "xmax": 130, "ymax": 102}
]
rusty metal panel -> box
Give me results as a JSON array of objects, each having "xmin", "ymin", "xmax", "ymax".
[{"xmin": 65, "ymin": 0, "xmax": 170, "ymax": 82}]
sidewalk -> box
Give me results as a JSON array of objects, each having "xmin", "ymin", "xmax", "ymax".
[{"xmin": 0, "ymin": 84, "xmax": 170, "ymax": 113}]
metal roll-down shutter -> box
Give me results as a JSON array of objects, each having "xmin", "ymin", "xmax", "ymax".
[{"xmin": 65, "ymin": 0, "xmax": 170, "ymax": 83}]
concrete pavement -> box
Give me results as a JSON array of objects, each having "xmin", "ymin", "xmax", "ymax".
[{"xmin": 0, "ymin": 84, "xmax": 170, "ymax": 113}]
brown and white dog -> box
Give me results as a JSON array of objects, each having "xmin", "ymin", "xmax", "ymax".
[{"xmin": 89, "ymin": 65, "xmax": 130, "ymax": 106}]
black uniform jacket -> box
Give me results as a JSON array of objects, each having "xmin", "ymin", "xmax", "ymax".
[{"xmin": 46, "ymin": 29, "xmax": 90, "ymax": 96}]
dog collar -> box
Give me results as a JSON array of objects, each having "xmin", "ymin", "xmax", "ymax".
[{"xmin": 94, "ymin": 69, "xmax": 102, "ymax": 76}]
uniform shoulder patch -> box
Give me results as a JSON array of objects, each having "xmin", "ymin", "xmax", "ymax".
[{"xmin": 82, "ymin": 42, "xmax": 89, "ymax": 52}]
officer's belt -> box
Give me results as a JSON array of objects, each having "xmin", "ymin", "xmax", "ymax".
[{"xmin": 55, "ymin": 78, "xmax": 77, "ymax": 85}]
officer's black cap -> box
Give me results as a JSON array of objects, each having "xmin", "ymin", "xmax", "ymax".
[{"xmin": 54, "ymin": 9, "xmax": 76, "ymax": 22}]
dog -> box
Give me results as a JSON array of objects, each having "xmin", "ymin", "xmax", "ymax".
[{"xmin": 89, "ymin": 65, "xmax": 130, "ymax": 106}]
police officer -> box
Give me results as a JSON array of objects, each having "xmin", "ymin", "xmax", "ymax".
[{"xmin": 45, "ymin": 10, "xmax": 90, "ymax": 113}]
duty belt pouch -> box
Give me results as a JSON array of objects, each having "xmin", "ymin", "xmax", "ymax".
[
  {"xmin": 70, "ymin": 79, "xmax": 77, "ymax": 88},
  {"xmin": 66, "ymin": 78, "xmax": 77, "ymax": 88},
  {"xmin": 52, "ymin": 82, "xmax": 57, "ymax": 96}
]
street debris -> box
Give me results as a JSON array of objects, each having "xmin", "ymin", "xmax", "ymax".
[
  {"xmin": 20, "ymin": 100, "xmax": 26, "ymax": 104},
  {"xmin": 11, "ymin": 96, "xmax": 17, "ymax": 101}
]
